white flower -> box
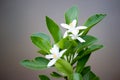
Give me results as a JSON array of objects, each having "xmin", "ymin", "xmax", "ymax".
[
  {"xmin": 45, "ymin": 44, "xmax": 67, "ymax": 67},
  {"xmin": 69, "ymin": 30, "xmax": 85, "ymax": 42},
  {"xmin": 61, "ymin": 19, "xmax": 87, "ymax": 42}
]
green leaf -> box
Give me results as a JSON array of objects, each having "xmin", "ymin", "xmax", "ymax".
[
  {"xmin": 57, "ymin": 37, "xmax": 78, "ymax": 58},
  {"xmin": 75, "ymin": 54, "xmax": 90, "ymax": 73},
  {"xmin": 39, "ymin": 75, "xmax": 50, "ymax": 80},
  {"xmin": 31, "ymin": 33, "xmax": 51, "ymax": 53},
  {"xmin": 55, "ymin": 59, "xmax": 73, "ymax": 76},
  {"xmin": 57, "ymin": 37, "xmax": 77, "ymax": 49},
  {"xmin": 32, "ymin": 32, "xmax": 51, "ymax": 42},
  {"xmin": 82, "ymin": 44, "xmax": 103, "ymax": 56},
  {"xmin": 38, "ymin": 50, "xmax": 48, "ymax": 55},
  {"xmin": 81, "ymin": 66, "xmax": 91, "ymax": 75},
  {"xmin": 65, "ymin": 6, "xmax": 79, "ymax": 24},
  {"xmin": 76, "ymin": 35, "xmax": 98, "ymax": 53},
  {"xmin": 21, "ymin": 57, "xmax": 49, "ymax": 70},
  {"xmin": 72, "ymin": 44, "xmax": 103, "ymax": 65},
  {"xmin": 70, "ymin": 73, "xmax": 83, "ymax": 80},
  {"xmin": 73, "ymin": 44, "xmax": 103, "ymax": 63},
  {"xmin": 57, "ymin": 37, "xmax": 71, "ymax": 49},
  {"xmin": 83, "ymin": 71, "xmax": 100, "ymax": 80},
  {"xmin": 50, "ymin": 72, "xmax": 62, "ymax": 78},
  {"xmin": 83, "ymin": 14, "xmax": 106, "ymax": 35},
  {"xmin": 46, "ymin": 16, "xmax": 62, "ymax": 43},
  {"xmin": 81, "ymin": 66, "xmax": 100, "ymax": 80}
]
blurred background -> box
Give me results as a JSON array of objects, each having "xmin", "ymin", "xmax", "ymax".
[{"xmin": 0, "ymin": 0, "xmax": 120, "ymax": 80}]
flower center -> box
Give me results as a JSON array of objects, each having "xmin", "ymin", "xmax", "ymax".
[{"xmin": 53, "ymin": 53, "xmax": 57, "ymax": 58}]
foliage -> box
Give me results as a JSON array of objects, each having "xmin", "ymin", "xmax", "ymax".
[{"xmin": 21, "ymin": 6, "xmax": 106, "ymax": 80}]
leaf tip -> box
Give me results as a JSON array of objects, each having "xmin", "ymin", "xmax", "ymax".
[{"xmin": 46, "ymin": 16, "xmax": 49, "ymax": 19}]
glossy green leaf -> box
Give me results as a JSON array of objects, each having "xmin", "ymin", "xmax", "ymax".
[
  {"xmin": 57, "ymin": 37, "xmax": 77, "ymax": 49},
  {"xmin": 21, "ymin": 57, "xmax": 49, "ymax": 70},
  {"xmin": 81, "ymin": 66, "xmax": 91, "ymax": 75},
  {"xmin": 32, "ymin": 32, "xmax": 51, "ymax": 42},
  {"xmin": 81, "ymin": 66, "xmax": 100, "ymax": 80},
  {"xmin": 75, "ymin": 54, "xmax": 90, "ymax": 73},
  {"xmin": 69, "ymin": 73, "xmax": 83, "ymax": 80},
  {"xmin": 83, "ymin": 14, "xmax": 106, "ymax": 35},
  {"xmin": 73, "ymin": 73, "xmax": 82, "ymax": 80},
  {"xmin": 50, "ymin": 72, "xmax": 62, "ymax": 78},
  {"xmin": 57, "ymin": 37, "xmax": 78, "ymax": 58},
  {"xmin": 72, "ymin": 44, "xmax": 103, "ymax": 64},
  {"xmin": 38, "ymin": 50, "xmax": 48, "ymax": 55},
  {"xmin": 46, "ymin": 16, "xmax": 62, "ymax": 43},
  {"xmin": 39, "ymin": 75, "xmax": 50, "ymax": 80},
  {"xmin": 31, "ymin": 33, "xmax": 51, "ymax": 53},
  {"xmin": 57, "ymin": 37, "xmax": 71, "ymax": 49},
  {"xmin": 82, "ymin": 44, "xmax": 104, "ymax": 57},
  {"xmin": 75, "ymin": 35, "xmax": 98, "ymax": 54},
  {"xmin": 55, "ymin": 59, "xmax": 73, "ymax": 76},
  {"xmin": 65, "ymin": 6, "xmax": 79, "ymax": 24},
  {"xmin": 83, "ymin": 71, "xmax": 100, "ymax": 80}
]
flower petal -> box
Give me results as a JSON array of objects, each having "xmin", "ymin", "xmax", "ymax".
[
  {"xmin": 79, "ymin": 31, "xmax": 84, "ymax": 36},
  {"xmin": 45, "ymin": 54, "xmax": 53, "ymax": 59},
  {"xmin": 77, "ymin": 37, "xmax": 85, "ymax": 42},
  {"xmin": 47, "ymin": 59, "xmax": 57, "ymax": 67},
  {"xmin": 53, "ymin": 45, "xmax": 59, "ymax": 51},
  {"xmin": 70, "ymin": 19, "xmax": 77, "ymax": 27},
  {"xmin": 71, "ymin": 29, "xmax": 79, "ymax": 35},
  {"xmin": 50, "ymin": 44, "xmax": 59, "ymax": 54},
  {"xmin": 54, "ymin": 45, "xmax": 59, "ymax": 54},
  {"xmin": 76, "ymin": 26, "xmax": 87, "ymax": 30},
  {"xmin": 69, "ymin": 34, "xmax": 76, "ymax": 40},
  {"xmin": 59, "ymin": 49, "xmax": 67, "ymax": 57},
  {"xmin": 63, "ymin": 31, "xmax": 68, "ymax": 38},
  {"xmin": 61, "ymin": 23, "xmax": 70, "ymax": 29}
]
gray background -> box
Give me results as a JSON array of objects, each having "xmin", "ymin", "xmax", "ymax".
[{"xmin": 0, "ymin": 0, "xmax": 120, "ymax": 80}]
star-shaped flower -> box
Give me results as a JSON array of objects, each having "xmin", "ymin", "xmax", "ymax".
[
  {"xmin": 69, "ymin": 30, "xmax": 85, "ymax": 42},
  {"xmin": 45, "ymin": 45, "xmax": 67, "ymax": 67},
  {"xmin": 61, "ymin": 19, "xmax": 87, "ymax": 42}
]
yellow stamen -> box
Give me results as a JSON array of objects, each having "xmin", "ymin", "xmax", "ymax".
[{"xmin": 53, "ymin": 54, "xmax": 57, "ymax": 58}]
